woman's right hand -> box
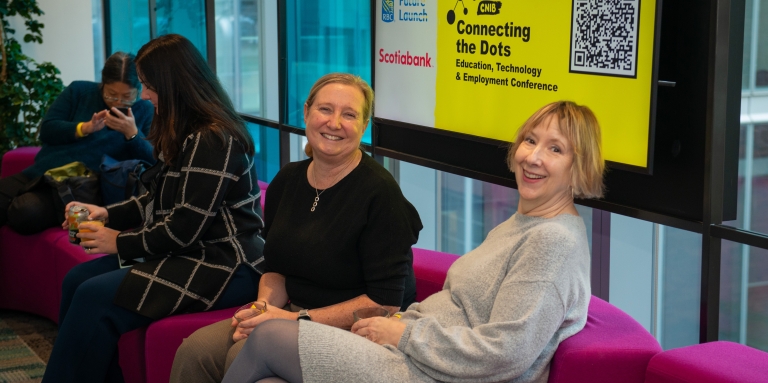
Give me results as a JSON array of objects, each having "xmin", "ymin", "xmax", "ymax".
[
  {"xmin": 80, "ymin": 110, "xmax": 108, "ymax": 136},
  {"xmin": 230, "ymin": 302, "xmax": 299, "ymax": 342},
  {"xmin": 61, "ymin": 201, "xmax": 109, "ymax": 228}
]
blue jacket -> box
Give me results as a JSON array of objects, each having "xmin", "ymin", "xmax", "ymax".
[{"xmin": 23, "ymin": 81, "xmax": 155, "ymax": 178}]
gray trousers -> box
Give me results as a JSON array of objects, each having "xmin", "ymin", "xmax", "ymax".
[
  {"xmin": 170, "ymin": 319, "xmax": 247, "ymax": 383},
  {"xmin": 170, "ymin": 304, "xmax": 301, "ymax": 383}
]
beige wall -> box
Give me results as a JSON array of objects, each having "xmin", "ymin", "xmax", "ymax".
[{"xmin": 9, "ymin": 0, "xmax": 95, "ymax": 85}]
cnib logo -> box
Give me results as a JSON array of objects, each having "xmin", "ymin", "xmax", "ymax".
[
  {"xmin": 447, "ymin": 0, "xmax": 502, "ymax": 24},
  {"xmin": 477, "ymin": 1, "xmax": 502, "ymax": 15},
  {"xmin": 382, "ymin": 0, "xmax": 395, "ymax": 23}
]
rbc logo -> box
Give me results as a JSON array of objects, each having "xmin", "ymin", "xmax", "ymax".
[{"xmin": 382, "ymin": 0, "xmax": 394, "ymax": 22}]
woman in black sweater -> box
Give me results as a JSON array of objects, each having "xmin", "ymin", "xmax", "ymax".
[
  {"xmin": 41, "ymin": 35, "xmax": 265, "ymax": 383},
  {"xmin": 170, "ymin": 73, "xmax": 422, "ymax": 383}
]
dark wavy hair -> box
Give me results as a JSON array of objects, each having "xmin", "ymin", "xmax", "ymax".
[
  {"xmin": 100, "ymin": 51, "xmax": 141, "ymax": 92},
  {"xmin": 135, "ymin": 34, "xmax": 254, "ymax": 165}
]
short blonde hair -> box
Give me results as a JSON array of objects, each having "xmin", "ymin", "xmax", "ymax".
[
  {"xmin": 304, "ymin": 73, "xmax": 374, "ymax": 157},
  {"xmin": 507, "ymin": 101, "xmax": 606, "ymax": 199}
]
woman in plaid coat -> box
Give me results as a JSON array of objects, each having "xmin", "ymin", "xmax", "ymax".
[{"xmin": 41, "ymin": 34, "xmax": 264, "ymax": 383}]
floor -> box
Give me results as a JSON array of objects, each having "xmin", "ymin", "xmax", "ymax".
[{"xmin": 0, "ymin": 310, "xmax": 56, "ymax": 363}]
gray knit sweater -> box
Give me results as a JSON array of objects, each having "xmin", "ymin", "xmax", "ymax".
[{"xmin": 298, "ymin": 212, "xmax": 590, "ymax": 383}]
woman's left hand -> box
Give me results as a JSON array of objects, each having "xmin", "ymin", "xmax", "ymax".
[
  {"xmin": 351, "ymin": 317, "xmax": 407, "ymax": 346},
  {"xmin": 232, "ymin": 303, "xmax": 298, "ymax": 342},
  {"xmin": 77, "ymin": 223, "xmax": 120, "ymax": 254},
  {"xmin": 104, "ymin": 107, "xmax": 139, "ymax": 140}
]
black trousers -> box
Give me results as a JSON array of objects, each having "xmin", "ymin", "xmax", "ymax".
[
  {"xmin": 0, "ymin": 173, "xmax": 62, "ymax": 234},
  {"xmin": 42, "ymin": 255, "xmax": 261, "ymax": 383}
]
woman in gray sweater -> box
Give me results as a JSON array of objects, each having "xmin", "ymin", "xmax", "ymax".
[{"xmin": 220, "ymin": 101, "xmax": 606, "ymax": 383}]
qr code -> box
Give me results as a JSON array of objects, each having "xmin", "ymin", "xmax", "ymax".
[{"xmin": 570, "ymin": 0, "xmax": 640, "ymax": 78}]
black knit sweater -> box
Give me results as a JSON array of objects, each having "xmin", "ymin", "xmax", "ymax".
[{"xmin": 263, "ymin": 151, "xmax": 421, "ymax": 311}]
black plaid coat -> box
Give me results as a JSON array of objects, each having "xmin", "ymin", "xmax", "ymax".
[{"xmin": 106, "ymin": 131, "xmax": 265, "ymax": 319}]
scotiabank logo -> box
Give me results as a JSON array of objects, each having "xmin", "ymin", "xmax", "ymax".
[{"xmin": 379, "ymin": 49, "xmax": 432, "ymax": 67}]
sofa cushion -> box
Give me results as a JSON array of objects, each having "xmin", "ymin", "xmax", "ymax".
[
  {"xmin": 0, "ymin": 225, "xmax": 104, "ymax": 323},
  {"xmin": 548, "ymin": 296, "xmax": 662, "ymax": 383},
  {"xmin": 411, "ymin": 248, "xmax": 459, "ymax": 302},
  {"xmin": 1, "ymin": 146, "xmax": 40, "ymax": 178},
  {"xmin": 143, "ymin": 307, "xmax": 237, "ymax": 383},
  {"xmin": 644, "ymin": 341, "xmax": 768, "ymax": 383}
]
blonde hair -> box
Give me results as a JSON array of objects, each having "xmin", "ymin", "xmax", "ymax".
[
  {"xmin": 507, "ymin": 101, "xmax": 606, "ymax": 199},
  {"xmin": 303, "ymin": 73, "xmax": 374, "ymax": 157}
]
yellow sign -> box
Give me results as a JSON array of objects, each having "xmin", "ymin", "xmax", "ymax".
[{"xmin": 432, "ymin": 0, "xmax": 657, "ymax": 168}]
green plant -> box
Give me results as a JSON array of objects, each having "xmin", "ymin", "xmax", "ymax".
[{"xmin": 0, "ymin": 0, "xmax": 64, "ymax": 157}]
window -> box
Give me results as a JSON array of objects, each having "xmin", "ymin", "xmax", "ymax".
[
  {"xmin": 105, "ymin": 0, "xmax": 207, "ymax": 58},
  {"xmin": 247, "ymin": 122, "xmax": 280, "ymax": 183},
  {"xmin": 155, "ymin": 0, "xmax": 208, "ymax": 58},
  {"xmin": 720, "ymin": 241, "xmax": 768, "ymax": 350},
  {"xmin": 380, "ymin": 157, "xmax": 593, "ymax": 255},
  {"xmin": 755, "ymin": 1, "xmax": 768, "ymax": 89},
  {"xmin": 215, "ymin": 0, "xmax": 279, "ymax": 119},
  {"xmin": 107, "ymin": 0, "xmax": 151, "ymax": 54},
  {"xmin": 284, "ymin": 0, "xmax": 372, "ymax": 143}
]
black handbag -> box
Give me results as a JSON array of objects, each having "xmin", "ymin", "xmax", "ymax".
[
  {"xmin": 7, "ymin": 162, "xmax": 101, "ymax": 234},
  {"xmin": 99, "ymin": 155, "xmax": 150, "ymax": 205}
]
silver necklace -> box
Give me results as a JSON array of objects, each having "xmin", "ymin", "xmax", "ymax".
[{"xmin": 310, "ymin": 154, "xmax": 357, "ymax": 212}]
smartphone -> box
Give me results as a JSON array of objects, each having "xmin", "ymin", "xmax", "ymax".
[{"xmin": 109, "ymin": 107, "xmax": 129, "ymax": 117}]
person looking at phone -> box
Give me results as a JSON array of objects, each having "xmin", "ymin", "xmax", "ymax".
[
  {"xmin": 41, "ymin": 34, "xmax": 265, "ymax": 383},
  {"xmin": 0, "ymin": 51, "xmax": 155, "ymax": 234}
]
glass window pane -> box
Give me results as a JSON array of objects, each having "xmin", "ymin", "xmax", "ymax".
[
  {"xmin": 728, "ymin": 124, "xmax": 768, "ymax": 236},
  {"xmin": 439, "ymin": 173, "xmax": 520, "ymax": 255},
  {"xmin": 289, "ymin": 132, "xmax": 310, "ymax": 163},
  {"xmin": 155, "ymin": 0, "xmax": 207, "ymax": 58},
  {"xmin": 93, "ymin": 0, "xmax": 106, "ymax": 81},
  {"xmin": 284, "ymin": 0, "xmax": 372, "ymax": 143},
  {"xmin": 108, "ymin": 0, "xmax": 151, "ymax": 54},
  {"xmin": 720, "ymin": 241, "xmax": 768, "ymax": 352},
  {"xmin": 608, "ymin": 216, "xmax": 702, "ymax": 349},
  {"xmin": 749, "ymin": 124, "xmax": 768, "ymax": 234},
  {"xmin": 757, "ymin": 0, "xmax": 768, "ymax": 88},
  {"xmin": 388, "ymin": 157, "xmax": 593, "ymax": 256},
  {"xmin": 609, "ymin": 214, "xmax": 655, "ymax": 332},
  {"xmin": 215, "ymin": 0, "xmax": 279, "ymax": 119},
  {"xmin": 743, "ymin": 0, "xmax": 753, "ymax": 90},
  {"xmin": 247, "ymin": 123, "xmax": 280, "ymax": 183},
  {"xmin": 723, "ymin": 125, "xmax": 748, "ymax": 229},
  {"xmin": 659, "ymin": 225, "xmax": 702, "ymax": 349}
]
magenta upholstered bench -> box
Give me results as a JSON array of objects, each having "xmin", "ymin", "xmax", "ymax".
[
  {"xmin": 0, "ymin": 146, "xmax": 42, "ymax": 178},
  {"xmin": 411, "ymin": 247, "xmax": 460, "ymax": 301},
  {"xmin": 0, "ymin": 147, "xmax": 262, "ymax": 383},
  {"xmin": 644, "ymin": 341, "xmax": 768, "ymax": 383},
  {"xmin": 0, "ymin": 147, "xmax": 104, "ymax": 324},
  {"xmin": 0, "ymin": 225, "xmax": 103, "ymax": 322},
  {"xmin": 548, "ymin": 295, "xmax": 662, "ymax": 383},
  {"xmin": 1, "ymin": 147, "xmax": 663, "ymax": 383},
  {"xmin": 138, "ymin": 246, "xmax": 459, "ymax": 383}
]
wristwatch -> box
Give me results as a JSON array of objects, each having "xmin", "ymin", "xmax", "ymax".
[{"xmin": 297, "ymin": 309, "xmax": 312, "ymax": 321}]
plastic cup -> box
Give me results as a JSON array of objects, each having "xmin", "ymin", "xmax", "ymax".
[
  {"xmin": 233, "ymin": 301, "xmax": 267, "ymax": 323},
  {"xmin": 79, "ymin": 219, "xmax": 105, "ymax": 242},
  {"xmin": 353, "ymin": 307, "xmax": 390, "ymax": 322}
]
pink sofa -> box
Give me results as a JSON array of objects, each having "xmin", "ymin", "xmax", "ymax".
[
  {"xmin": 2, "ymin": 146, "xmax": 685, "ymax": 383},
  {"xmin": 645, "ymin": 341, "xmax": 768, "ymax": 383},
  {"xmin": 0, "ymin": 147, "xmax": 268, "ymax": 382}
]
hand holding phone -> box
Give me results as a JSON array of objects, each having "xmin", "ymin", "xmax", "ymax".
[{"xmin": 109, "ymin": 107, "xmax": 130, "ymax": 117}]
